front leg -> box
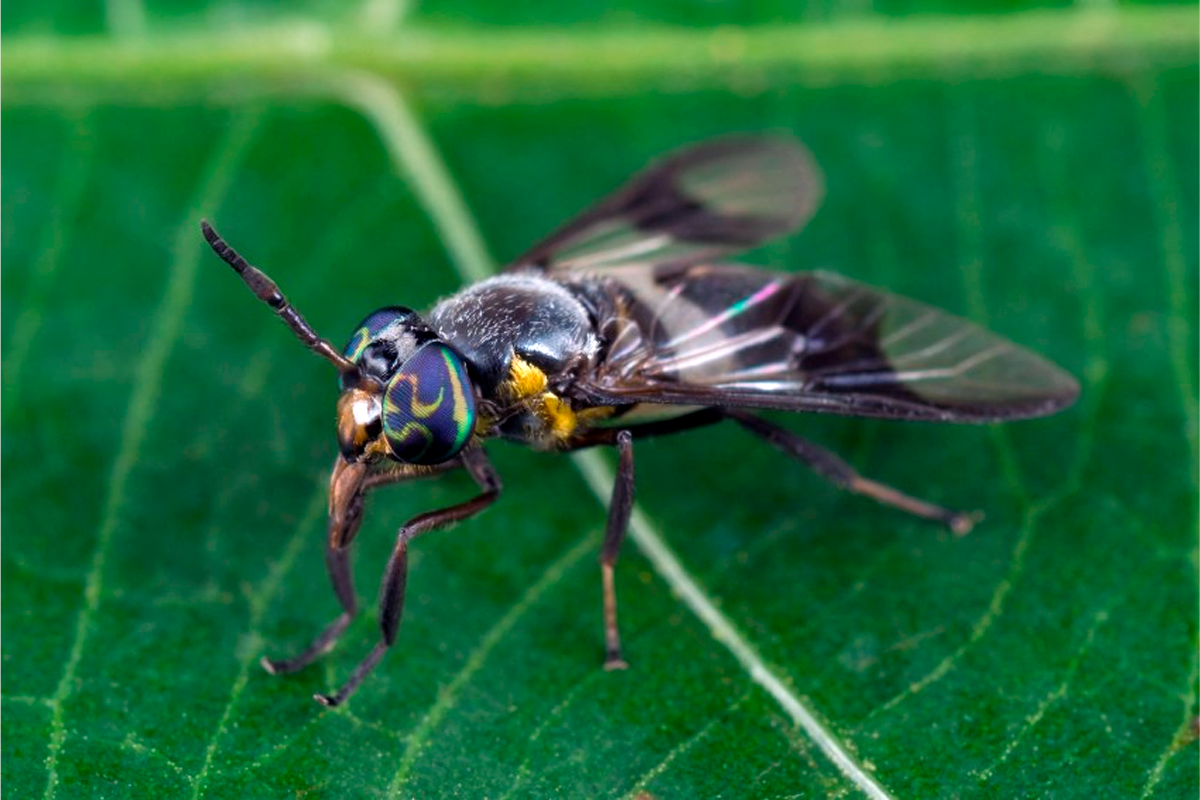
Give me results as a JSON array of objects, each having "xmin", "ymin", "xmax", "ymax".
[
  {"xmin": 316, "ymin": 447, "xmax": 502, "ymax": 707},
  {"xmin": 261, "ymin": 457, "xmax": 462, "ymax": 676},
  {"xmin": 261, "ymin": 457, "xmax": 366, "ymax": 675}
]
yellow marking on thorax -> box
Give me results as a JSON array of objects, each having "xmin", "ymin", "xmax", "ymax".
[
  {"xmin": 540, "ymin": 394, "xmax": 578, "ymax": 440},
  {"xmin": 499, "ymin": 356, "xmax": 600, "ymax": 444},
  {"xmin": 504, "ymin": 356, "xmax": 548, "ymax": 400}
]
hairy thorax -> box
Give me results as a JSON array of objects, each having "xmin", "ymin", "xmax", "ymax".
[{"xmin": 428, "ymin": 272, "xmax": 607, "ymax": 449}]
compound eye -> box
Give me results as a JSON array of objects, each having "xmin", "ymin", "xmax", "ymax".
[
  {"xmin": 382, "ymin": 343, "xmax": 477, "ymax": 465},
  {"xmin": 342, "ymin": 306, "xmax": 412, "ymax": 362}
]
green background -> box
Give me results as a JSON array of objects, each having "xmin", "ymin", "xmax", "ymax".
[{"xmin": 3, "ymin": 2, "xmax": 1197, "ymax": 798}]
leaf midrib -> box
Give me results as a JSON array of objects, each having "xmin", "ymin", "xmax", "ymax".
[{"xmin": 2, "ymin": 6, "xmax": 1197, "ymax": 102}]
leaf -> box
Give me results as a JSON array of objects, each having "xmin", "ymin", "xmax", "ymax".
[{"xmin": 3, "ymin": 5, "xmax": 1197, "ymax": 798}]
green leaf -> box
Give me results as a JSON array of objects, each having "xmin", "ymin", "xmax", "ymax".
[{"xmin": 3, "ymin": 5, "xmax": 1197, "ymax": 798}]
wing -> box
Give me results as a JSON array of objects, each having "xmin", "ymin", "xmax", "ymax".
[
  {"xmin": 508, "ymin": 137, "xmax": 823, "ymax": 273},
  {"xmin": 572, "ymin": 264, "xmax": 1080, "ymax": 422}
]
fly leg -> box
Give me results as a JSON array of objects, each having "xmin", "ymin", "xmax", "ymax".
[
  {"xmin": 316, "ymin": 447, "xmax": 502, "ymax": 707},
  {"xmin": 726, "ymin": 410, "xmax": 980, "ymax": 535},
  {"xmin": 261, "ymin": 458, "xmax": 366, "ymax": 675},
  {"xmin": 261, "ymin": 459, "xmax": 461, "ymax": 676},
  {"xmin": 600, "ymin": 430, "xmax": 635, "ymax": 670}
]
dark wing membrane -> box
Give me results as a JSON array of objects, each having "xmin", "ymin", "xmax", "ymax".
[
  {"xmin": 509, "ymin": 137, "xmax": 823, "ymax": 273},
  {"xmin": 575, "ymin": 265, "xmax": 1080, "ymax": 422}
]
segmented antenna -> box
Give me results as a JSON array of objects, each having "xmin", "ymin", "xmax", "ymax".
[{"xmin": 200, "ymin": 221, "xmax": 356, "ymax": 375}]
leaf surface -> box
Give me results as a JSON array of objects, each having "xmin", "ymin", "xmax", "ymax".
[{"xmin": 3, "ymin": 4, "xmax": 1198, "ymax": 798}]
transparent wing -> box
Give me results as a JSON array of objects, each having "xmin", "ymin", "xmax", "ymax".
[
  {"xmin": 576, "ymin": 264, "xmax": 1080, "ymax": 422},
  {"xmin": 508, "ymin": 137, "xmax": 823, "ymax": 273}
]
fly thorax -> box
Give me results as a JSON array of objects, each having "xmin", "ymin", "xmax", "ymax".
[{"xmin": 428, "ymin": 273, "xmax": 599, "ymax": 394}]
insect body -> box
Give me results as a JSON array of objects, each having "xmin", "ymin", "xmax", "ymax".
[{"xmin": 201, "ymin": 137, "xmax": 1078, "ymax": 706}]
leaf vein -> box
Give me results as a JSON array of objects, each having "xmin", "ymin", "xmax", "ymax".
[
  {"xmin": 41, "ymin": 108, "xmax": 261, "ymax": 800},
  {"xmin": 499, "ymin": 678, "xmax": 597, "ymax": 800},
  {"xmin": 386, "ymin": 531, "xmax": 598, "ymax": 795},
  {"xmin": 1130, "ymin": 83, "xmax": 1200, "ymax": 799},
  {"xmin": 190, "ymin": 485, "xmax": 328, "ymax": 798},
  {"xmin": 1129, "ymin": 77, "xmax": 1199, "ymax": 490},
  {"xmin": 972, "ymin": 609, "xmax": 1110, "ymax": 783},
  {"xmin": 618, "ymin": 688, "xmax": 754, "ymax": 800},
  {"xmin": 4, "ymin": 109, "xmax": 95, "ymax": 419}
]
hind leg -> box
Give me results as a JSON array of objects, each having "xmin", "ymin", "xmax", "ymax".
[{"xmin": 726, "ymin": 409, "xmax": 979, "ymax": 535}]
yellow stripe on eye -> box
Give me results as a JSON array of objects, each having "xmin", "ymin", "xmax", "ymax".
[
  {"xmin": 442, "ymin": 347, "xmax": 473, "ymax": 449},
  {"xmin": 389, "ymin": 372, "xmax": 445, "ymax": 419},
  {"xmin": 344, "ymin": 328, "xmax": 370, "ymax": 360}
]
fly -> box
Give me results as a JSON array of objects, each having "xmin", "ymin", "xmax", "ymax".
[{"xmin": 200, "ymin": 136, "xmax": 1079, "ymax": 706}]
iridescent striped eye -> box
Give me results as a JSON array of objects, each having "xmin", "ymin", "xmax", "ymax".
[
  {"xmin": 343, "ymin": 307, "xmax": 413, "ymax": 362},
  {"xmin": 382, "ymin": 343, "xmax": 477, "ymax": 465}
]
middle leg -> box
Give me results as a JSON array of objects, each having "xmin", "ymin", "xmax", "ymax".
[{"xmin": 599, "ymin": 430, "xmax": 636, "ymax": 670}]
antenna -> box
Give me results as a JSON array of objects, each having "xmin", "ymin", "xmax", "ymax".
[{"xmin": 201, "ymin": 221, "xmax": 356, "ymax": 375}]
